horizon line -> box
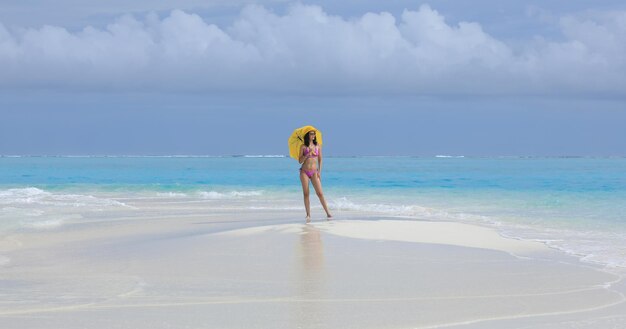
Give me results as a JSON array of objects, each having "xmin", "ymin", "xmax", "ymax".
[{"xmin": 2, "ymin": 154, "xmax": 625, "ymax": 159}]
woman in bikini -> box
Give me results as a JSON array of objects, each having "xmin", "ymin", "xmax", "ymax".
[{"xmin": 299, "ymin": 130, "xmax": 332, "ymax": 222}]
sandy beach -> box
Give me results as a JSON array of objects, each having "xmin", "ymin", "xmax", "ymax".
[
  {"xmin": 1, "ymin": 200, "xmax": 625, "ymax": 329},
  {"xmin": 3, "ymin": 0, "xmax": 626, "ymax": 326}
]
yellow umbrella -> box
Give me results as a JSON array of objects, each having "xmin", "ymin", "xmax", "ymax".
[{"xmin": 288, "ymin": 125, "xmax": 323, "ymax": 160}]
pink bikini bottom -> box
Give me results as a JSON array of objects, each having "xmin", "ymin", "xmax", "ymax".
[{"xmin": 300, "ymin": 168, "xmax": 318, "ymax": 178}]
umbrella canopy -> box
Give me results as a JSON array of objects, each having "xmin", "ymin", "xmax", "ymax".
[{"xmin": 288, "ymin": 125, "xmax": 323, "ymax": 160}]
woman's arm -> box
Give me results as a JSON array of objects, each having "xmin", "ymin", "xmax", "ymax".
[
  {"xmin": 318, "ymin": 147, "xmax": 323, "ymax": 173},
  {"xmin": 299, "ymin": 145, "xmax": 307, "ymax": 164}
]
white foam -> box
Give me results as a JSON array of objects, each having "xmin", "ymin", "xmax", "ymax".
[
  {"xmin": 329, "ymin": 197, "xmax": 485, "ymax": 222},
  {"xmin": 198, "ymin": 190, "xmax": 264, "ymax": 199},
  {"xmin": 156, "ymin": 192, "xmax": 188, "ymax": 198},
  {"xmin": 330, "ymin": 197, "xmax": 428, "ymax": 215},
  {"xmin": 0, "ymin": 187, "xmax": 129, "ymax": 208},
  {"xmin": 542, "ymin": 232, "xmax": 626, "ymax": 269},
  {"xmin": 0, "ymin": 188, "xmax": 132, "ymax": 233},
  {"xmin": 230, "ymin": 191, "xmax": 264, "ymax": 197},
  {"xmin": 0, "ymin": 187, "xmax": 47, "ymax": 199}
]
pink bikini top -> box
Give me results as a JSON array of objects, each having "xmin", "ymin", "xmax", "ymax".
[{"xmin": 303, "ymin": 146, "xmax": 319, "ymax": 158}]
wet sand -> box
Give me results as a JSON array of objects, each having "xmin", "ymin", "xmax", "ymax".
[{"xmin": 1, "ymin": 208, "xmax": 625, "ymax": 328}]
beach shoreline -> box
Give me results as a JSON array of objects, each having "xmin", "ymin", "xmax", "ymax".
[{"xmin": 2, "ymin": 205, "xmax": 625, "ymax": 328}]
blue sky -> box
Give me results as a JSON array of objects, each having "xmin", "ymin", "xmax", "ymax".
[{"xmin": 1, "ymin": 1, "xmax": 625, "ymax": 156}]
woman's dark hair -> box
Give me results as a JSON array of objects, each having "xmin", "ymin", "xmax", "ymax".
[{"xmin": 303, "ymin": 131, "xmax": 318, "ymax": 147}]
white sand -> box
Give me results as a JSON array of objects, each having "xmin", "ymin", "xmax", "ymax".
[
  {"xmin": 1, "ymin": 206, "xmax": 625, "ymax": 328},
  {"xmin": 220, "ymin": 219, "xmax": 549, "ymax": 256}
]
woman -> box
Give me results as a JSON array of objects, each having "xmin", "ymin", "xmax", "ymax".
[{"xmin": 299, "ymin": 130, "xmax": 332, "ymax": 222}]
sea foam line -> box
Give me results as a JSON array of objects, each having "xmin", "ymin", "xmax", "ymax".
[
  {"xmin": 0, "ymin": 187, "xmax": 130, "ymax": 208},
  {"xmin": 328, "ymin": 197, "xmax": 626, "ymax": 270}
]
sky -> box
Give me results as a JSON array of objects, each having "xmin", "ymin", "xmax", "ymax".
[{"xmin": 1, "ymin": 0, "xmax": 625, "ymax": 156}]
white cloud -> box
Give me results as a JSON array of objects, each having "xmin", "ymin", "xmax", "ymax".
[{"xmin": 0, "ymin": 3, "xmax": 625, "ymax": 96}]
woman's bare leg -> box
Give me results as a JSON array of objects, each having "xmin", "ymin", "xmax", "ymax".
[
  {"xmin": 300, "ymin": 171, "xmax": 311, "ymax": 222},
  {"xmin": 311, "ymin": 174, "xmax": 332, "ymax": 219}
]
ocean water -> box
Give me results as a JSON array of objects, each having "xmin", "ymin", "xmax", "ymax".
[{"xmin": 1, "ymin": 156, "xmax": 626, "ymax": 268}]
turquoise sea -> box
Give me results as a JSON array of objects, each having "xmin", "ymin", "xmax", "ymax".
[{"xmin": 1, "ymin": 156, "xmax": 626, "ymax": 268}]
